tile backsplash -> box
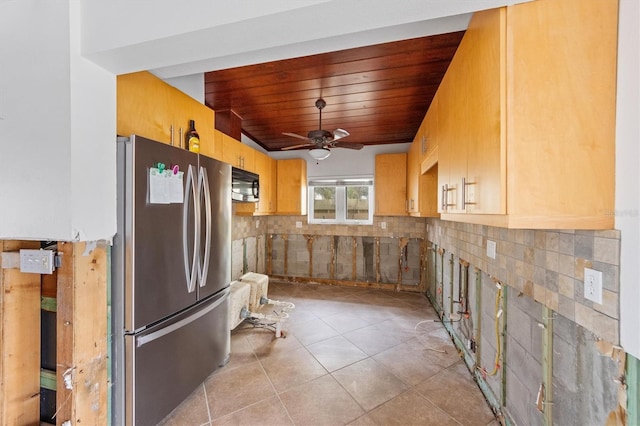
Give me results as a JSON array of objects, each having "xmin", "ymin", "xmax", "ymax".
[{"xmin": 266, "ymin": 215, "xmax": 426, "ymax": 238}]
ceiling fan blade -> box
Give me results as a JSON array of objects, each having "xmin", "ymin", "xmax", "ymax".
[
  {"xmin": 281, "ymin": 143, "xmax": 314, "ymax": 151},
  {"xmin": 332, "ymin": 128, "xmax": 350, "ymax": 141},
  {"xmin": 282, "ymin": 132, "xmax": 310, "ymax": 141},
  {"xmin": 333, "ymin": 142, "xmax": 364, "ymax": 150}
]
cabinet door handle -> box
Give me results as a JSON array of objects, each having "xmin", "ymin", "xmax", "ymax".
[
  {"xmin": 170, "ymin": 125, "xmax": 174, "ymax": 146},
  {"xmin": 441, "ymin": 184, "xmax": 448, "ymax": 211},
  {"xmin": 442, "ymin": 184, "xmax": 458, "ymax": 210},
  {"xmin": 411, "ymin": 199, "xmax": 415, "ymax": 210},
  {"xmin": 462, "ymin": 177, "xmax": 476, "ymax": 208}
]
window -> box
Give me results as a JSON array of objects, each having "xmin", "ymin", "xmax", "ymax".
[{"xmin": 308, "ymin": 178, "xmax": 373, "ymax": 224}]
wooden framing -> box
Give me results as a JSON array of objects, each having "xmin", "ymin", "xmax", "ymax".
[
  {"xmin": 56, "ymin": 242, "xmax": 108, "ymax": 426},
  {"xmin": 268, "ymin": 234, "xmax": 427, "ymax": 293},
  {"xmin": 0, "ymin": 240, "xmax": 41, "ymax": 425}
]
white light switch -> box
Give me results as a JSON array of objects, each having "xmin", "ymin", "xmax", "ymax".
[
  {"xmin": 20, "ymin": 249, "xmax": 55, "ymax": 274},
  {"xmin": 486, "ymin": 240, "xmax": 497, "ymax": 259},
  {"xmin": 584, "ymin": 268, "xmax": 603, "ymax": 304}
]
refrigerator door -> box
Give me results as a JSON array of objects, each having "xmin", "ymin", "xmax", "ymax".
[
  {"xmin": 125, "ymin": 288, "xmax": 230, "ymax": 426},
  {"xmin": 121, "ymin": 135, "xmax": 199, "ymax": 331},
  {"xmin": 196, "ymin": 155, "xmax": 232, "ymax": 300}
]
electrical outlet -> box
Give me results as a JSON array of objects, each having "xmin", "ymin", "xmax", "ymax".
[
  {"xmin": 255, "ymin": 219, "xmax": 260, "ymax": 229},
  {"xmin": 380, "ymin": 222, "xmax": 387, "ymax": 229},
  {"xmin": 584, "ymin": 268, "xmax": 603, "ymax": 304},
  {"xmin": 486, "ymin": 240, "xmax": 497, "ymax": 259},
  {"xmin": 295, "ymin": 221, "xmax": 302, "ymax": 228},
  {"xmin": 20, "ymin": 249, "xmax": 55, "ymax": 274}
]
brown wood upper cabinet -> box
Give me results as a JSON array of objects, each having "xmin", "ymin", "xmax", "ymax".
[
  {"xmin": 220, "ymin": 132, "xmax": 255, "ymax": 172},
  {"xmin": 117, "ymin": 71, "xmax": 215, "ymax": 152},
  {"xmin": 435, "ymin": 0, "xmax": 617, "ymax": 229},
  {"xmin": 277, "ymin": 159, "xmax": 307, "ymax": 215},
  {"xmin": 375, "ymin": 153, "xmax": 407, "ymax": 216}
]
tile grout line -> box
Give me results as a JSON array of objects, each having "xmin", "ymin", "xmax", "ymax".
[
  {"xmin": 201, "ymin": 382, "xmax": 213, "ymax": 426},
  {"xmin": 252, "ymin": 337, "xmax": 299, "ymax": 425}
]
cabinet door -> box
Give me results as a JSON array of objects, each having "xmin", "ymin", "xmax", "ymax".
[
  {"xmin": 117, "ymin": 72, "xmax": 174, "ymax": 144},
  {"xmin": 463, "ymin": 7, "xmax": 505, "ymax": 214},
  {"xmin": 436, "ymin": 72, "xmax": 461, "ymax": 213},
  {"xmin": 406, "ymin": 140, "xmax": 420, "ymax": 214},
  {"xmin": 254, "ymin": 151, "xmax": 270, "ymax": 215},
  {"xmin": 506, "ymin": 0, "xmax": 616, "ymax": 221},
  {"xmin": 203, "ymin": 130, "xmax": 225, "ymax": 162},
  {"xmin": 375, "ymin": 153, "xmax": 407, "ymax": 216},
  {"xmin": 437, "ymin": 9, "xmax": 503, "ymax": 215},
  {"xmin": 168, "ymin": 85, "xmax": 216, "ymax": 152},
  {"xmin": 277, "ymin": 159, "xmax": 307, "ymax": 215},
  {"xmin": 118, "ymin": 71, "xmax": 217, "ymax": 152},
  {"xmin": 222, "ymin": 134, "xmax": 255, "ymax": 172}
]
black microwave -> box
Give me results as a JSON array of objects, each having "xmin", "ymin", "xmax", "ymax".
[{"xmin": 231, "ymin": 167, "xmax": 259, "ymax": 202}]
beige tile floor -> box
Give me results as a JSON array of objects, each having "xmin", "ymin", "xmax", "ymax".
[{"xmin": 159, "ymin": 281, "xmax": 499, "ymax": 426}]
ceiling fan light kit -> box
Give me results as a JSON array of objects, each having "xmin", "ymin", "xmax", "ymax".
[{"xmin": 308, "ymin": 147, "xmax": 331, "ymax": 160}]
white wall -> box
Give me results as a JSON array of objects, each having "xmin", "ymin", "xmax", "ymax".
[
  {"xmin": 162, "ymin": 73, "xmax": 205, "ymax": 103},
  {"xmin": 0, "ymin": 0, "xmax": 115, "ymax": 241},
  {"xmin": 616, "ymin": 0, "xmax": 640, "ymax": 359},
  {"xmin": 69, "ymin": 1, "xmax": 117, "ymax": 242},
  {"xmin": 270, "ymin": 143, "xmax": 410, "ymax": 179}
]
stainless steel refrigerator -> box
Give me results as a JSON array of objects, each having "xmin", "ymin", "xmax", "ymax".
[{"xmin": 111, "ymin": 135, "xmax": 231, "ymax": 426}]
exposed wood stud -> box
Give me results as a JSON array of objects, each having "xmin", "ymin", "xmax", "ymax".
[
  {"xmin": 351, "ymin": 237, "xmax": 357, "ymax": 282},
  {"xmin": 242, "ymin": 238, "xmax": 248, "ymax": 274},
  {"xmin": 419, "ymin": 239, "xmax": 428, "ymax": 293},
  {"xmin": 56, "ymin": 242, "xmax": 75, "ymax": 426},
  {"xmin": 0, "ymin": 240, "xmax": 41, "ymax": 425},
  {"xmin": 266, "ymin": 234, "xmax": 273, "ymax": 275},
  {"xmin": 304, "ymin": 235, "xmax": 315, "ymax": 277},
  {"xmin": 398, "ymin": 238, "xmax": 410, "ymax": 291},
  {"xmin": 56, "ymin": 242, "xmax": 108, "ymax": 426},
  {"xmin": 330, "ymin": 237, "xmax": 337, "ymax": 280},
  {"xmin": 375, "ymin": 237, "xmax": 381, "ymax": 284},
  {"xmin": 282, "ymin": 234, "xmax": 289, "ymax": 276}
]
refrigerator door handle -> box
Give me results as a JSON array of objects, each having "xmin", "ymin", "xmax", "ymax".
[
  {"xmin": 136, "ymin": 288, "xmax": 230, "ymax": 347},
  {"xmin": 182, "ymin": 165, "xmax": 199, "ymax": 293},
  {"xmin": 198, "ymin": 166, "xmax": 212, "ymax": 287}
]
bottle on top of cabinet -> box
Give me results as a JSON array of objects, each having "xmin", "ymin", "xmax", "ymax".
[{"xmin": 186, "ymin": 120, "xmax": 200, "ymax": 153}]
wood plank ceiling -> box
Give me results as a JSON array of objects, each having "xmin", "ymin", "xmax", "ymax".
[{"xmin": 204, "ymin": 31, "xmax": 465, "ymax": 152}]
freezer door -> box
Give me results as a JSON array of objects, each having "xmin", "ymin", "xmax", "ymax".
[
  {"xmin": 197, "ymin": 155, "xmax": 232, "ymax": 299},
  {"xmin": 125, "ymin": 289, "xmax": 230, "ymax": 426},
  {"xmin": 121, "ymin": 135, "xmax": 200, "ymax": 330}
]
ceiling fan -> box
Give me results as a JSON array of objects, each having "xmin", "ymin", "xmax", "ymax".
[{"xmin": 281, "ymin": 98, "xmax": 364, "ymax": 160}]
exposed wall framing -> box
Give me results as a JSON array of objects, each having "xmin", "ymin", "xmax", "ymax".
[
  {"xmin": 266, "ymin": 233, "xmax": 426, "ymax": 292},
  {"xmin": 425, "ymin": 245, "xmax": 625, "ymax": 426},
  {"xmin": 56, "ymin": 242, "xmax": 108, "ymax": 426},
  {"xmin": 0, "ymin": 240, "xmax": 41, "ymax": 425}
]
